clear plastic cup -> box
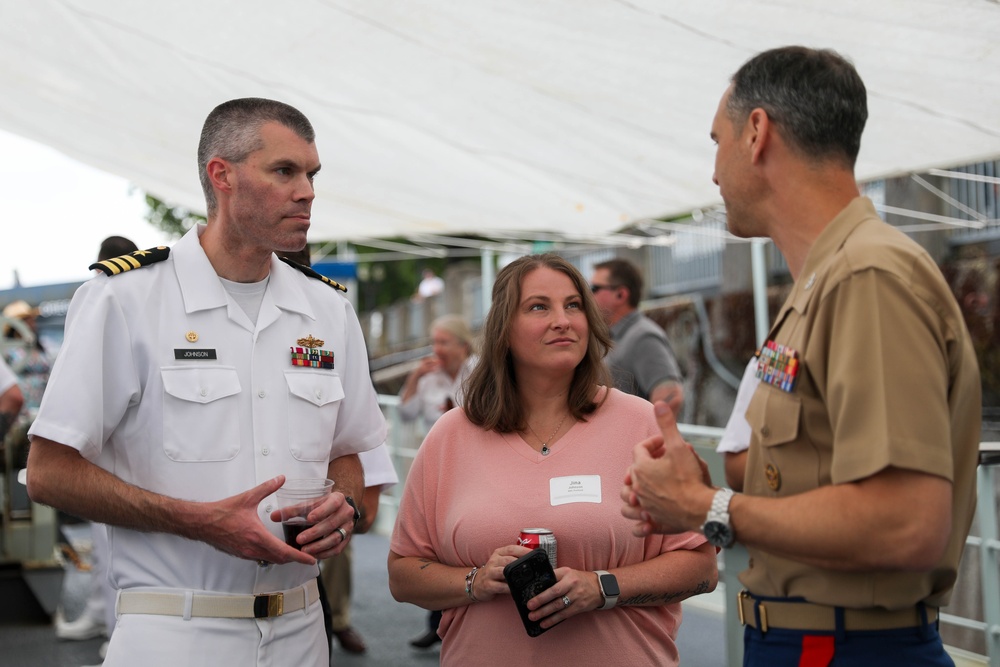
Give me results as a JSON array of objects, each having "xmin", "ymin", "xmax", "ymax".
[{"xmin": 275, "ymin": 478, "xmax": 334, "ymax": 549}]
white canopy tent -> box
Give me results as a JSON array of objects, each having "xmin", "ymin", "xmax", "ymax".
[{"xmin": 1, "ymin": 0, "xmax": 999, "ymax": 244}]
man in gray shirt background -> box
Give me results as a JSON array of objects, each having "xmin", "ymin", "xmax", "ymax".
[{"xmin": 591, "ymin": 258, "xmax": 684, "ymax": 411}]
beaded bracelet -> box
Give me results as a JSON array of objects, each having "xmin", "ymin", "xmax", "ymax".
[{"xmin": 465, "ymin": 565, "xmax": 482, "ymax": 602}]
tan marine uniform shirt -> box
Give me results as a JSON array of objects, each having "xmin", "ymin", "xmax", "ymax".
[{"xmin": 741, "ymin": 197, "xmax": 981, "ymax": 610}]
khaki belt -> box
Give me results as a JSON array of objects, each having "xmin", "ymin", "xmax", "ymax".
[
  {"xmin": 117, "ymin": 579, "xmax": 319, "ymax": 619},
  {"xmin": 738, "ymin": 590, "xmax": 938, "ymax": 632}
]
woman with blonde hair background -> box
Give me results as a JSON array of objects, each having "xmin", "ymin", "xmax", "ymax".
[
  {"xmin": 399, "ymin": 314, "xmax": 477, "ymax": 429},
  {"xmin": 398, "ymin": 313, "xmax": 478, "ymax": 648}
]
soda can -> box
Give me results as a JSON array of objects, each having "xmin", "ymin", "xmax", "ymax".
[{"xmin": 517, "ymin": 528, "xmax": 557, "ymax": 569}]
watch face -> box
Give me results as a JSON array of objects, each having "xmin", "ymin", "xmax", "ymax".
[
  {"xmin": 599, "ymin": 573, "xmax": 620, "ymax": 597},
  {"xmin": 704, "ymin": 521, "xmax": 734, "ymax": 548}
]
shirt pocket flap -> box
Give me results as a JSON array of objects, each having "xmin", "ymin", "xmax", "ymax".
[
  {"xmin": 161, "ymin": 367, "xmax": 242, "ymax": 404},
  {"xmin": 753, "ymin": 387, "xmax": 801, "ymax": 447},
  {"xmin": 285, "ymin": 371, "xmax": 345, "ymax": 407}
]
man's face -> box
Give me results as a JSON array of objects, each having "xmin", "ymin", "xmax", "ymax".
[
  {"xmin": 227, "ymin": 121, "xmax": 320, "ymax": 254},
  {"xmin": 711, "ymin": 86, "xmax": 760, "ymax": 239},
  {"xmin": 589, "ymin": 267, "xmax": 620, "ymax": 323}
]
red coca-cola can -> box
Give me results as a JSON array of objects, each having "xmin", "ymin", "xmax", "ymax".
[{"xmin": 517, "ymin": 528, "xmax": 557, "ymax": 569}]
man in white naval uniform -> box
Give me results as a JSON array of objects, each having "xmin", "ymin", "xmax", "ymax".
[{"xmin": 27, "ymin": 98, "xmax": 386, "ymax": 667}]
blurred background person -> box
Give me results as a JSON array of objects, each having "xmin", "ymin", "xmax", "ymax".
[
  {"xmin": 2, "ymin": 299, "xmax": 52, "ymax": 415},
  {"xmin": 398, "ymin": 313, "xmax": 477, "ymax": 648},
  {"xmin": 412, "ymin": 267, "xmax": 444, "ymax": 302},
  {"xmin": 2, "ymin": 299, "xmax": 52, "ymax": 524},
  {"xmin": 399, "ymin": 314, "xmax": 476, "ymax": 431},
  {"xmin": 590, "ymin": 258, "xmax": 684, "ymax": 412},
  {"xmin": 95, "ymin": 236, "xmax": 139, "ymax": 268},
  {"xmin": 388, "ymin": 253, "xmax": 716, "ymax": 666},
  {"xmin": 0, "ymin": 354, "xmax": 24, "ymax": 440}
]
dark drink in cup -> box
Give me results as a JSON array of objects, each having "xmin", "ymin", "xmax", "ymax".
[
  {"xmin": 275, "ymin": 478, "xmax": 334, "ymax": 549},
  {"xmin": 282, "ymin": 517, "xmax": 315, "ymax": 549}
]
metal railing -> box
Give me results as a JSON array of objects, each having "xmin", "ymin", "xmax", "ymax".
[{"xmin": 376, "ymin": 395, "xmax": 1000, "ymax": 666}]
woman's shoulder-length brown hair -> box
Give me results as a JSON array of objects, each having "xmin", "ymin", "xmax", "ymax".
[{"xmin": 463, "ymin": 253, "xmax": 612, "ymax": 433}]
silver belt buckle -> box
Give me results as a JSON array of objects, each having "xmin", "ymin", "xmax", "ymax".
[{"xmin": 253, "ymin": 592, "xmax": 284, "ymax": 618}]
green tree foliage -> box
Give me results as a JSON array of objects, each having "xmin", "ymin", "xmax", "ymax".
[
  {"xmin": 352, "ymin": 241, "xmax": 446, "ymax": 312},
  {"xmin": 144, "ymin": 194, "xmax": 205, "ymax": 239}
]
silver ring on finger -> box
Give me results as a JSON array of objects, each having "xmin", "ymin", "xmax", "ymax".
[
  {"xmin": 561, "ymin": 595, "xmax": 571, "ymax": 607},
  {"xmin": 335, "ymin": 527, "xmax": 348, "ymax": 542}
]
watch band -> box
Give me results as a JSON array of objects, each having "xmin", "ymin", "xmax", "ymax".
[
  {"xmin": 344, "ymin": 496, "xmax": 361, "ymax": 528},
  {"xmin": 594, "ymin": 570, "xmax": 619, "ymax": 610},
  {"xmin": 701, "ymin": 488, "xmax": 736, "ymax": 548}
]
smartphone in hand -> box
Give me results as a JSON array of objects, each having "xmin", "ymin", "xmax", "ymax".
[{"xmin": 502, "ymin": 548, "xmax": 558, "ymax": 637}]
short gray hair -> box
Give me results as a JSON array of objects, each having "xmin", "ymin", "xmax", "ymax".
[
  {"xmin": 728, "ymin": 46, "xmax": 868, "ymax": 168},
  {"xmin": 197, "ymin": 98, "xmax": 315, "ymax": 216}
]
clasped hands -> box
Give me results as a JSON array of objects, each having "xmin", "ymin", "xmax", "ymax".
[{"xmin": 621, "ymin": 402, "xmax": 717, "ymax": 536}]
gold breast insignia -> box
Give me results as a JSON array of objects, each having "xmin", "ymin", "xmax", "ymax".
[
  {"xmin": 764, "ymin": 463, "xmax": 781, "ymax": 491},
  {"xmin": 291, "ymin": 335, "xmax": 334, "ymax": 370}
]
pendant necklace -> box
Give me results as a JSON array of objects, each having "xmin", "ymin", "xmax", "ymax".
[{"xmin": 527, "ymin": 413, "xmax": 569, "ymax": 456}]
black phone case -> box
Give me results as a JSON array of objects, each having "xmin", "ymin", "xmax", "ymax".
[{"xmin": 502, "ymin": 548, "xmax": 558, "ymax": 637}]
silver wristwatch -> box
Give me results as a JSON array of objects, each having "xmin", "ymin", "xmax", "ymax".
[
  {"xmin": 701, "ymin": 488, "xmax": 736, "ymax": 548},
  {"xmin": 594, "ymin": 570, "xmax": 620, "ymax": 610}
]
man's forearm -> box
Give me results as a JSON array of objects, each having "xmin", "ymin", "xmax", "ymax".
[
  {"xmin": 730, "ymin": 467, "xmax": 952, "ymax": 572},
  {"xmin": 28, "ymin": 437, "xmax": 312, "ymax": 565},
  {"xmin": 328, "ymin": 453, "xmax": 364, "ymax": 504},
  {"xmin": 27, "ymin": 437, "xmax": 199, "ymax": 536}
]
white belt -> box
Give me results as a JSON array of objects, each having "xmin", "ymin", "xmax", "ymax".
[{"xmin": 117, "ymin": 579, "xmax": 319, "ymax": 619}]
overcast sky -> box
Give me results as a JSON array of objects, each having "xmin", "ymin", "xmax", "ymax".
[{"xmin": 0, "ymin": 129, "xmax": 174, "ymax": 290}]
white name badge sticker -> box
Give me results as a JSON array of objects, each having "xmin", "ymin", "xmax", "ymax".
[{"xmin": 549, "ymin": 475, "xmax": 602, "ymax": 506}]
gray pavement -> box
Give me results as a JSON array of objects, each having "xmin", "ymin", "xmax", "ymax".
[{"xmin": 0, "ymin": 527, "xmax": 727, "ymax": 667}]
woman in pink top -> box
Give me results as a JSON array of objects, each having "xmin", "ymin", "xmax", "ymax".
[{"xmin": 389, "ymin": 254, "xmax": 717, "ymax": 666}]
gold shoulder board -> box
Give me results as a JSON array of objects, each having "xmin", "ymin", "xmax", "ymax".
[
  {"xmin": 279, "ymin": 256, "xmax": 348, "ymax": 293},
  {"xmin": 89, "ymin": 247, "xmax": 171, "ymax": 276}
]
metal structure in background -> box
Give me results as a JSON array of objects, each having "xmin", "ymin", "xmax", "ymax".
[
  {"xmin": 351, "ymin": 162, "xmax": 1000, "ymax": 368},
  {"xmin": 376, "ymin": 396, "xmax": 1000, "ymax": 667},
  {"xmin": 973, "ymin": 444, "xmax": 1000, "ymax": 667}
]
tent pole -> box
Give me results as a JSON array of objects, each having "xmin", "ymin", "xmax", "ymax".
[
  {"xmin": 751, "ymin": 239, "xmax": 769, "ymax": 348},
  {"xmin": 481, "ymin": 248, "xmax": 495, "ymax": 314}
]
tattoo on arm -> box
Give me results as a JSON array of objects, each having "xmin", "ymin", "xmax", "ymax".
[
  {"xmin": 618, "ymin": 580, "xmax": 712, "ymax": 607},
  {"xmin": 418, "ymin": 558, "xmax": 435, "ymax": 571}
]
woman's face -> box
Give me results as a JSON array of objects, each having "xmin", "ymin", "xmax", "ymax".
[
  {"xmin": 431, "ymin": 327, "xmax": 469, "ymax": 376},
  {"xmin": 508, "ymin": 266, "xmax": 589, "ymax": 379}
]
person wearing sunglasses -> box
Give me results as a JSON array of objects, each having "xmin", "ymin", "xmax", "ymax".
[{"xmin": 590, "ymin": 259, "xmax": 684, "ymax": 414}]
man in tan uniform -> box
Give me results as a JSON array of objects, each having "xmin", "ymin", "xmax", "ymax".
[{"xmin": 622, "ymin": 46, "xmax": 981, "ymax": 666}]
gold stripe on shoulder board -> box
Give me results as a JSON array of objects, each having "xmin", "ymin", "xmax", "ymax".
[
  {"xmin": 278, "ymin": 256, "xmax": 348, "ymax": 293},
  {"xmin": 89, "ymin": 246, "xmax": 170, "ymax": 276}
]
